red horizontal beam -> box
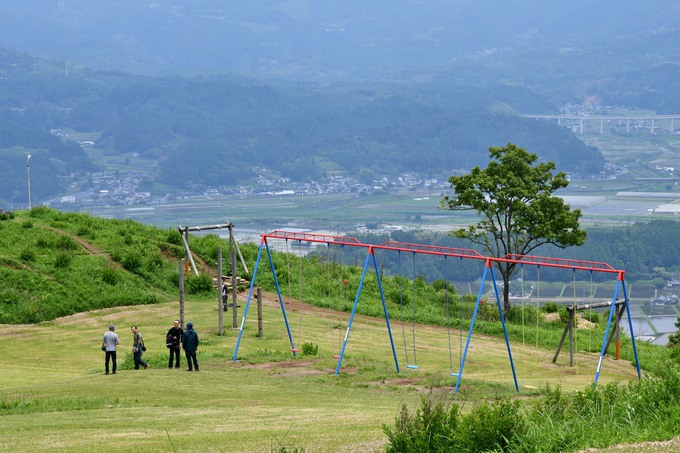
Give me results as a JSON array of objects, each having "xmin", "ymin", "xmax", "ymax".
[
  {"xmin": 499, "ymin": 254, "xmax": 617, "ymax": 273},
  {"xmin": 259, "ymin": 230, "xmax": 624, "ymax": 275},
  {"xmin": 263, "ymin": 230, "xmax": 364, "ymax": 246},
  {"xmin": 378, "ymin": 241, "xmax": 485, "ymax": 259}
]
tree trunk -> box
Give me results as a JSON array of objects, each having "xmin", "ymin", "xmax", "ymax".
[{"xmin": 503, "ymin": 275, "xmax": 512, "ymax": 318}]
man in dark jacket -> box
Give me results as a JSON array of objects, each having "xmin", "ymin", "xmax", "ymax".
[
  {"xmin": 182, "ymin": 322, "xmax": 199, "ymax": 371},
  {"xmin": 166, "ymin": 320, "xmax": 183, "ymax": 369}
]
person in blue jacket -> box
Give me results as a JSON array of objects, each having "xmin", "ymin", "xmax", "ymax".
[{"xmin": 182, "ymin": 322, "xmax": 199, "ymax": 371}]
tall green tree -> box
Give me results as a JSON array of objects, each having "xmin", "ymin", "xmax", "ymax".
[{"xmin": 439, "ymin": 143, "xmax": 586, "ymax": 313}]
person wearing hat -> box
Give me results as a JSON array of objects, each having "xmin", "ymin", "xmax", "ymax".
[
  {"xmin": 181, "ymin": 322, "xmax": 199, "ymax": 371},
  {"xmin": 102, "ymin": 324, "xmax": 119, "ymax": 375}
]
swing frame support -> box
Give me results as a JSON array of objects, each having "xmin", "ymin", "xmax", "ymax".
[
  {"xmin": 501, "ymin": 256, "xmax": 641, "ymax": 387},
  {"xmin": 231, "ymin": 231, "xmax": 640, "ymax": 392},
  {"xmin": 552, "ymin": 300, "xmax": 627, "ymax": 366}
]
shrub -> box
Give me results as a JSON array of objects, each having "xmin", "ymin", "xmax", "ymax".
[
  {"xmin": 544, "ymin": 302, "xmax": 559, "ymax": 313},
  {"xmin": 582, "ymin": 310, "xmax": 600, "ymax": 324},
  {"xmin": 166, "ymin": 228, "xmax": 183, "ymax": 245},
  {"xmin": 457, "ymin": 399, "xmax": 525, "ymax": 452},
  {"xmin": 21, "ymin": 220, "xmax": 33, "ymax": 229},
  {"xmin": 146, "ymin": 251, "xmax": 164, "ymax": 271},
  {"xmin": 28, "ymin": 206, "xmax": 51, "ymax": 218},
  {"xmin": 301, "ymin": 342, "xmax": 318, "ymax": 356},
  {"xmin": 559, "ymin": 306, "xmax": 571, "ymax": 325},
  {"xmin": 56, "ymin": 235, "xmax": 78, "ymax": 251},
  {"xmin": 76, "ymin": 226, "xmax": 93, "ymax": 238},
  {"xmin": 383, "ymin": 391, "xmax": 459, "ymax": 453},
  {"xmin": 121, "ymin": 251, "xmax": 143, "ymax": 273},
  {"xmin": 185, "ymin": 274, "xmax": 213, "ymax": 294},
  {"xmin": 36, "ymin": 237, "xmax": 51, "ymax": 248},
  {"xmin": 432, "ymin": 279, "xmax": 449, "ymax": 291},
  {"xmin": 101, "ymin": 264, "xmax": 118, "ymax": 285},
  {"xmin": 0, "ymin": 210, "xmax": 15, "ymax": 221},
  {"xmin": 54, "ymin": 252, "xmax": 73, "ymax": 269},
  {"xmin": 19, "ymin": 247, "xmax": 36, "ymax": 262}
]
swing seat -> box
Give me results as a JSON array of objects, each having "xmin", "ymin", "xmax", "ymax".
[
  {"xmin": 332, "ymin": 355, "xmax": 340, "ymax": 359},
  {"xmin": 406, "ymin": 364, "xmax": 419, "ymax": 369},
  {"xmin": 290, "ymin": 348, "xmax": 300, "ymax": 353},
  {"xmin": 450, "ymin": 372, "xmax": 459, "ymax": 377}
]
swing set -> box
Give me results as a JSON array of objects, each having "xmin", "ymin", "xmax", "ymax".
[{"xmin": 232, "ymin": 231, "xmax": 641, "ymax": 393}]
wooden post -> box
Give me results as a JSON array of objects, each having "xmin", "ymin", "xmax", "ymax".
[
  {"xmin": 230, "ymin": 226, "xmax": 238, "ymax": 329},
  {"xmin": 552, "ymin": 313, "xmax": 571, "ymax": 363},
  {"xmin": 217, "ymin": 246, "xmax": 223, "ymax": 335},
  {"xmin": 257, "ymin": 286, "xmax": 263, "ymax": 338},
  {"xmin": 178, "ymin": 259, "xmax": 185, "ymax": 328}
]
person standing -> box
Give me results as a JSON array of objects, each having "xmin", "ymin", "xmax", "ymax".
[
  {"xmin": 131, "ymin": 325, "xmax": 149, "ymax": 370},
  {"xmin": 182, "ymin": 322, "xmax": 199, "ymax": 371},
  {"xmin": 166, "ymin": 320, "xmax": 183, "ymax": 369},
  {"xmin": 102, "ymin": 324, "xmax": 119, "ymax": 375}
]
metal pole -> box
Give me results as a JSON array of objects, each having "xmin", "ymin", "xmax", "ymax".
[
  {"xmin": 257, "ymin": 287, "xmax": 263, "ymax": 338},
  {"xmin": 26, "ymin": 154, "xmax": 32, "ymax": 210}
]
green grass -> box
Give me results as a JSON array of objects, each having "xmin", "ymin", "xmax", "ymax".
[
  {"xmin": 0, "ymin": 207, "xmax": 675, "ymax": 451},
  {"xmin": 0, "ymin": 291, "xmax": 648, "ymax": 452}
]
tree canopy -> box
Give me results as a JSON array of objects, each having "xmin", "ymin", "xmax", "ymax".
[{"xmin": 439, "ymin": 143, "xmax": 587, "ymax": 313}]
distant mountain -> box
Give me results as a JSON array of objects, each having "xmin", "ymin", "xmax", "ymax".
[
  {"xmin": 1, "ymin": 1, "xmax": 678, "ymax": 80},
  {"xmin": 0, "ymin": 47, "xmax": 603, "ymax": 207}
]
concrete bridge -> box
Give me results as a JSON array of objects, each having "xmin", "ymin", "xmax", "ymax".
[{"xmin": 522, "ymin": 114, "xmax": 680, "ymax": 134}]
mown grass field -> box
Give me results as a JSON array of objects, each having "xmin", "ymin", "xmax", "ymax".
[{"xmin": 0, "ymin": 289, "xmax": 642, "ymax": 453}]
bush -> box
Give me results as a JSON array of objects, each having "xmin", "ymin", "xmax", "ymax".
[
  {"xmin": 301, "ymin": 342, "xmax": 318, "ymax": 356},
  {"xmin": 101, "ymin": 264, "xmax": 118, "ymax": 285},
  {"xmin": 121, "ymin": 251, "xmax": 143, "ymax": 273},
  {"xmin": 432, "ymin": 279, "xmax": 449, "ymax": 291},
  {"xmin": 36, "ymin": 237, "xmax": 51, "ymax": 248},
  {"xmin": 457, "ymin": 399, "xmax": 525, "ymax": 452},
  {"xmin": 0, "ymin": 210, "xmax": 15, "ymax": 221},
  {"xmin": 383, "ymin": 391, "xmax": 459, "ymax": 453},
  {"xmin": 185, "ymin": 274, "xmax": 214, "ymax": 294},
  {"xmin": 544, "ymin": 302, "xmax": 559, "ymax": 313},
  {"xmin": 54, "ymin": 252, "xmax": 73, "ymax": 269},
  {"xmin": 56, "ymin": 235, "xmax": 78, "ymax": 251},
  {"xmin": 582, "ymin": 310, "xmax": 600, "ymax": 324},
  {"xmin": 166, "ymin": 228, "xmax": 183, "ymax": 245},
  {"xmin": 384, "ymin": 390, "xmax": 524, "ymax": 453},
  {"xmin": 146, "ymin": 251, "xmax": 164, "ymax": 271},
  {"xmin": 19, "ymin": 247, "xmax": 36, "ymax": 262}
]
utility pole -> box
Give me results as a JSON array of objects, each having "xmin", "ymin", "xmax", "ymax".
[{"xmin": 26, "ymin": 154, "xmax": 32, "ymax": 210}]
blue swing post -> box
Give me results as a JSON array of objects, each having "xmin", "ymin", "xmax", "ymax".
[
  {"xmin": 232, "ymin": 237, "xmax": 298, "ymax": 362},
  {"xmin": 595, "ymin": 272, "xmax": 641, "ymax": 386},
  {"xmin": 454, "ymin": 258, "xmax": 519, "ymax": 393},
  {"xmin": 335, "ymin": 245, "xmax": 400, "ymax": 375}
]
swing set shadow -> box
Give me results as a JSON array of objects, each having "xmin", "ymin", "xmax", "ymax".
[{"xmin": 232, "ymin": 231, "xmax": 641, "ymax": 393}]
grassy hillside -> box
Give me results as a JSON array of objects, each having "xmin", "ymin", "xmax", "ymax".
[
  {"xmin": 1, "ymin": 207, "xmax": 679, "ymax": 451},
  {"xmin": 0, "ymin": 207, "xmax": 187, "ymax": 323},
  {"xmin": 0, "ymin": 287, "xmax": 677, "ymax": 451}
]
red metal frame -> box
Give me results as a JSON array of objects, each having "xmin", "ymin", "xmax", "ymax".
[
  {"xmin": 258, "ymin": 230, "xmax": 626, "ymax": 277},
  {"xmin": 263, "ymin": 230, "xmax": 364, "ymax": 246}
]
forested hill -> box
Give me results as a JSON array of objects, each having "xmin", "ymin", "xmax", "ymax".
[
  {"xmin": 2, "ymin": 1, "xmax": 680, "ymax": 113},
  {"xmin": 0, "ymin": 48, "xmax": 602, "ymax": 203}
]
